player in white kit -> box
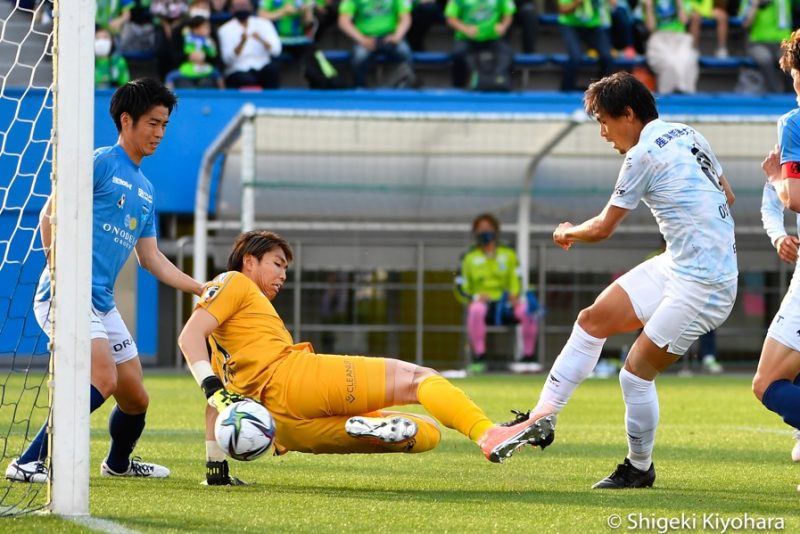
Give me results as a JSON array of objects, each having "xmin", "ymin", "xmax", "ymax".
[
  {"xmin": 516, "ymin": 71, "xmax": 738, "ymax": 488},
  {"xmin": 754, "ymin": 29, "xmax": 800, "ymax": 466}
]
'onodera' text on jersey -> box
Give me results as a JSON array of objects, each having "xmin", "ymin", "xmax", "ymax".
[
  {"xmin": 609, "ymin": 119, "xmax": 737, "ymax": 285},
  {"xmin": 36, "ymin": 144, "xmax": 157, "ymax": 312}
]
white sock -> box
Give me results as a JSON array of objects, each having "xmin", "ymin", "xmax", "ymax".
[
  {"xmin": 534, "ymin": 322, "xmax": 606, "ymax": 414},
  {"xmin": 206, "ymin": 440, "xmax": 226, "ymax": 463},
  {"xmin": 619, "ymin": 367, "xmax": 659, "ymax": 471}
]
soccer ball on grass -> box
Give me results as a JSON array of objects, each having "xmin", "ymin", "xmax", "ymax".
[{"xmin": 214, "ymin": 399, "xmax": 276, "ymax": 461}]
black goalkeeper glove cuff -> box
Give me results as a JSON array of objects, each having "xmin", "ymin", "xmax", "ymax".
[{"xmin": 201, "ymin": 375, "xmax": 225, "ymax": 399}]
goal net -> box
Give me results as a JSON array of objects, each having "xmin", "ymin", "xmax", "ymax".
[{"xmin": 0, "ymin": 0, "xmax": 93, "ymax": 516}]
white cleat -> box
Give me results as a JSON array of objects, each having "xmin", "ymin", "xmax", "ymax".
[
  {"xmin": 5, "ymin": 458, "xmax": 48, "ymax": 483},
  {"xmin": 792, "ymin": 430, "xmax": 800, "ymax": 463},
  {"xmin": 345, "ymin": 416, "xmax": 418, "ymax": 444},
  {"xmin": 100, "ymin": 456, "xmax": 170, "ymax": 478}
]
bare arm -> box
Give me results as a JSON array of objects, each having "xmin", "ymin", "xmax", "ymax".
[
  {"xmin": 338, "ymin": 13, "xmax": 373, "ymax": 48},
  {"xmin": 763, "ymin": 147, "xmax": 800, "ymax": 212},
  {"xmin": 390, "ymin": 12, "xmax": 411, "ymax": 41},
  {"xmin": 134, "ymin": 237, "xmax": 204, "ymax": 295},
  {"xmin": 40, "ymin": 196, "xmax": 53, "ymax": 267},
  {"xmin": 553, "ymin": 203, "xmax": 630, "ymax": 250},
  {"xmin": 494, "ymin": 13, "xmax": 512, "ymax": 37},
  {"xmin": 178, "ymin": 307, "xmax": 220, "ymax": 367},
  {"xmin": 445, "ymin": 16, "xmax": 478, "ymax": 38},
  {"xmin": 719, "ymin": 174, "xmax": 735, "ymax": 207}
]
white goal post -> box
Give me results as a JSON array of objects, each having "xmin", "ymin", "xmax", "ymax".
[{"xmin": 50, "ymin": 0, "xmax": 94, "ymax": 516}]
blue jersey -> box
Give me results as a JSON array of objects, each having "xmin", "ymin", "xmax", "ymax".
[
  {"xmin": 37, "ymin": 144, "xmax": 157, "ymax": 312},
  {"xmin": 609, "ymin": 119, "xmax": 738, "ymax": 285}
]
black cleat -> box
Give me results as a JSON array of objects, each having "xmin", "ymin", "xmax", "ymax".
[
  {"xmin": 500, "ymin": 409, "xmax": 556, "ymax": 449},
  {"xmin": 202, "ymin": 460, "xmax": 248, "ymax": 486},
  {"xmin": 592, "ymin": 458, "xmax": 655, "ymax": 489}
]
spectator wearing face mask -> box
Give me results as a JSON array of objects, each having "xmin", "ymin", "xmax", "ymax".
[
  {"xmin": 218, "ymin": 0, "xmax": 283, "ymax": 88},
  {"xmin": 454, "ymin": 213, "xmax": 541, "ymax": 374},
  {"xmin": 95, "ymin": 26, "xmax": 131, "ymax": 88}
]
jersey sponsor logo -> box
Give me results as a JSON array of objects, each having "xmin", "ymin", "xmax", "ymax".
[
  {"xmin": 112, "ymin": 176, "xmax": 133, "ymax": 190},
  {"xmin": 653, "ymin": 127, "xmax": 691, "ymax": 148},
  {"xmin": 124, "ymin": 214, "xmax": 138, "ymax": 231},
  {"xmin": 138, "ymin": 187, "xmax": 153, "ymax": 203},
  {"xmin": 102, "ymin": 222, "xmax": 136, "ymax": 250},
  {"xmin": 117, "ymin": 194, "xmax": 126, "ymax": 209}
]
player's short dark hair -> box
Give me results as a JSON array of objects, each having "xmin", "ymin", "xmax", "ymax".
[
  {"xmin": 779, "ymin": 29, "xmax": 800, "ymax": 72},
  {"xmin": 227, "ymin": 231, "xmax": 294, "ymax": 272},
  {"xmin": 471, "ymin": 213, "xmax": 500, "ymax": 233},
  {"xmin": 583, "ymin": 71, "xmax": 658, "ymax": 124},
  {"xmin": 109, "ymin": 78, "xmax": 177, "ymax": 132}
]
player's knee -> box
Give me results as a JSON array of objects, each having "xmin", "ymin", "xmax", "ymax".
[
  {"xmin": 752, "ymin": 374, "xmax": 768, "ymax": 402},
  {"xmin": 119, "ymin": 390, "xmax": 149, "ymax": 414},
  {"xmin": 576, "ymin": 307, "xmax": 603, "ymax": 337},
  {"xmin": 92, "ymin": 373, "xmax": 117, "ymax": 399}
]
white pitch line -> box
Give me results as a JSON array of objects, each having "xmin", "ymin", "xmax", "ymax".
[{"xmin": 68, "ymin": 516, "xmax": 142, "ymax": 534}]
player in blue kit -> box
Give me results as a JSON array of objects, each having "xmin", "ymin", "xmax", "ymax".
[
  {"xmin": 514, "ymin": 71, "xmax": 738, "ymax": 489},
  {"xmin": 6, "ymin": 78, "xmax": 204, "ymax": 483},
  {"xmin": 754, "ymin": 29, "xmax": 800, "ymax": 467}
]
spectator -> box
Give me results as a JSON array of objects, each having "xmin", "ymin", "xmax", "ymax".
[
  {"xmin": 162, "ymin": 0, "xmax": 222, "ymax": 78},
  {"xmin": 259, "ymin": 0, "xmax": 316, "ymax": 60},
  {"xmin": 740, "ymin": 0, "xmax": 792, "ymax": 93},
  {"xmin": 444, "ymin": 0, "xmax": 515, "ymax": 88},
  {"xmin": 338, "ymin": 0, "xmax": 414, "ymax": 87},
  {"xmin": 151, "ymin": 0, "xmax": 191, "ymax": 78},
  {"xmin": 315, "ymin": 0, "xmax": 343, "ymax": 41},
  {"xmin": 511, "ymin": 0, "xmax": 538, "ymax": 53},
  {"xmin": 407, "ymin": 0, "xmax": 446, "ymax": 52},
  {"xmin": 609, "ymin": 0, "xmax": 637, "ymax": 57},
  {"xmin": 643, "ymin": 0, "xmax": 698, "ymax": 94},
  {"xmin": 95, "ymin": 26, "xmax": 131, "ymax": 88},
  {"xmin": 166, "ymin": 15, "xmax": 225, "ymax": 87},
  {"xmin": 219, "ymin": 0, "xmax": 283, "ymax": 88},
  {"xmin": 687, "ymin": 0, "xmax": 729, "ymax": 58},
  {"xmin": 454, "ymin": 213, "xmax": 540, "ymax": 374},
  {"xmin": 117, "ymin": 0, "xmax": 157, "ymax": 55},
  {"xmin": 97, "ymin": 0, "xmax": 131, "ymax": 37},
  {"xmin": 557, "ymin": 0, "xmax": 615, "ymax": 91}
]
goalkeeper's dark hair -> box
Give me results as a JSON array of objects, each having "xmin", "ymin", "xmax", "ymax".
[
  {"xmin": 779, "ymin": 29, "xmax": 800, "ymax": 73},
  {"xmin": 227, "ymin": 230, "xmax": 293, "ymax": 272},
  {"xmin": 583, "ymin": 71, "xmax": 657, "ymax": 124},
  {"xmin": 109, "ymin": 77, "xmax": 177, "ymax": 132}
]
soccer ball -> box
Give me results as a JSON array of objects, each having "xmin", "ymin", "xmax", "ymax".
[{"xmin": 214, "ymin": 400, "xmax": 276, "ymax": 461}]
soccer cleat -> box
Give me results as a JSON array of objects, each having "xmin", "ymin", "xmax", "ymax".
[
  {"xmin": 100, "ymin": 456, "xmax": 170, "ymax": 478},
  {"xmin": 792, "ymin": 430, "xmax": 800, "ymax": 463},
  {"xmin": 478, "ymin": 413, "xmax": 555, "ymax": 463},
  {"xmin": 345, "ymin": 416, "xmax": 418, "ymax": 444},
  {"xmin": 5, "ymin": 458, "xmax": 48, "ymax": 483},
  {"xmin": 592, "ymin": 458, "xmax": 656, "ymax": 489},
  {"xmin": 202, "ymin": 460, "xmax": 248, "ymax": 486}
]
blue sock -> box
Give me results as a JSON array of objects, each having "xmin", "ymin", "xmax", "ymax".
[
  {"xmin": 105, "ymin": 406, "xmax": 146, "ymax": 473},
  {"xmin": 18, "ymin": 385, "xmax": 106, "ymax": 464},
  {"xmin": 762, "ymin": 379, "xmax": 800, "ymax": 429}
]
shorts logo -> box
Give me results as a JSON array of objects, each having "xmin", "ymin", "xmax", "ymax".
[
  {"xmin": 112, "ymin": 338, "xmax": 133, "ymax": 353},
  {"xmin": 117, "ymin": 194, "xmax": 126, "ymax": 209},
  {"xmin": 124, "ymin": 214, "xmax": 138, "ymax": 231},
  {"xmin": 344, "ymin": 360, "xmax": 356, "ymax": 403}
]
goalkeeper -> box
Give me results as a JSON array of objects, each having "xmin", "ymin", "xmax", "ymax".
[{"xmin": 179, "ymin": 230, "xmax": 555, "ymax": 485}]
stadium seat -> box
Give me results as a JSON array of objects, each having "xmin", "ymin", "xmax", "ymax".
[
  {"xmin": 411, "ymin": 51, "xmax": 451, "ymax": 65},
  {"xmin": 513, "ymin": 53, "xmax": 548, "ymax": 88},
  {"xmin": 699, "ymin": 55, "xmax": 756, "ymax": 69},
  {"xmin": 322, "ymin": 50, "xmax": 353, "ymax": 63}
]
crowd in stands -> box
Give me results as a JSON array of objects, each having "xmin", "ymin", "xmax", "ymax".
[{"xmin": 87, "ymin": 0, "xmax": 796, "ymax": 93}]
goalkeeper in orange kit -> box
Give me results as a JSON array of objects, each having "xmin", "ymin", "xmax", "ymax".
[{"xmin": 178, "ymin": 230, "xmax": 554, "ymax": 485}]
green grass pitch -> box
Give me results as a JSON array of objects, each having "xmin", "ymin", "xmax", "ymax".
[{"xmin": 7, "ymin": 373, "xmax": 800, "ymax": 533}]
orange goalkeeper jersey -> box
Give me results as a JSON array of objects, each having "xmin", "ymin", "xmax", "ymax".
[{"xmin": 197, "ymin": 270, "xmax": 312, "ymax": 400}]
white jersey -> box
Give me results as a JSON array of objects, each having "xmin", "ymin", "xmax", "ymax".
[{"xmin": 609, "ymin": 119, "xmax": 738, "ymax": 285}]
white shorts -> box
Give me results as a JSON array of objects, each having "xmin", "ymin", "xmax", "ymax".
[
  {"xmin": 34, "ymin": 299, "xmax": 139, "ymax": 365},
  {"xmin": 616, "ymin": 254, "xmax": 737, "ymax": 356},
  {"xmin": 767, "ymin": 273, "xmax": 800, "ymax": 352}
]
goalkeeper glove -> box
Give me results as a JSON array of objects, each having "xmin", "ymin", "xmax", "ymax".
[
  {"xmin": 207, "ymin": 388, "xmax": 248, "ymax": 412},
  {"xmin": 200, "ymin": 375, "xmax": 248, "ymax": 412}
]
